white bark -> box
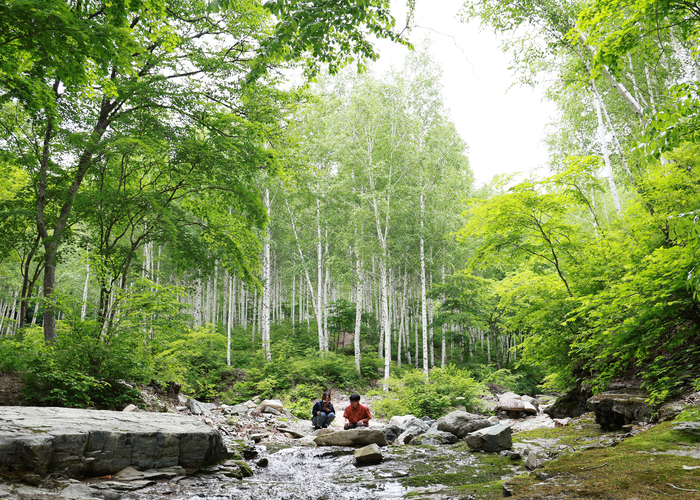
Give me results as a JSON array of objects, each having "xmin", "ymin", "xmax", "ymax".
[
  {"xmin": 227, "ymin": 274, "xmax": 234, "ymax": 367},
  {"xmin": 578, "ymin": 34, "xmax": 646, "ymax": 122},
  {"xmin": 591, "ymin": 77, "xmax": 622, "ymax": 215},
  {"xmin": 354, "ymin": 257, "xmax": 363, "ymax": 373},
  {"xmin": 262, "ymin": 187, "xmax": 272, "ymax": 361},
  {"xmin": 286, "ymin": 199, "xmax": 324, "ymax": 348},
  {"xmin": 81, "ymin": 244, "xmax": 90, "ymax": 321},
  {"xmin": 420, "ymin": 191, "xmax": 429, "ymax": 375}
]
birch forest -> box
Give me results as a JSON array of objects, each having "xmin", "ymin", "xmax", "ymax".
[{"xmin": 1, "ymin": 0, "xmax": 700, "ymax": 415}]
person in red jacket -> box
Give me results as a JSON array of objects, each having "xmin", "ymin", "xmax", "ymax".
[{"xmin": 343, "ymin": 393, "xmax": 371, "ymax": 429}]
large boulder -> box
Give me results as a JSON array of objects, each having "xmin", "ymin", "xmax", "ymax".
[
  {"xmin": 586, "ymin": 387, "xmax": 655, "ymax": 430},
  {"xmin": 498, "ymin": 394, "xmax": 537, "ymax": 415},
  {"xmin": 314, "ymin": 429, "xmax": 388, "ymax": 447},
  {"xmin": 544, "ymin": 386, "xmax": 593, "ymax": 419},
  {"xmin": 0, "ymin": 407, "xmax": 229, "ymax": 478},
  {"xmin": 388, "ymin": 415, "xmax": 416, "ymax": 428},
  {"xmin": 382, "ymin": 424, "xmax": 402, "ymax": 444},
  {"xmin": 257, "ymin": 399, "xmax": 285, "ymax": 414},
  {"xmin": 436, "ymin": 411, "xmax": 491, "ymax": 438},
  {"xmin": 402, "ymin": 417, "xmax": 430, "ymax": 433},
  {"xmin": 395, "ymin": 428, "xmax": 420, "ymax": 445},
  {"xmin": 464, "ymin": 424, "xmax": 512, "ymax": 452},
  {"xmin": 354, "ymin": 443, "xmax": 383, "ymax": 464},
  {"xmin": 411, "ymin": 428, "xmax": 459, "ymax": 446}
]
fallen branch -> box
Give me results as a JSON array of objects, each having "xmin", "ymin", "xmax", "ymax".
[
  {"xmin": 578, "ymin": 463, "xmax": 608, "ymax": 471},
  {"xmin": 667, "ymin": 483, "xmax": 698, "ymax": 493}
]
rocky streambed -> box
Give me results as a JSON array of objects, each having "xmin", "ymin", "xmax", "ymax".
[{"xmin": 2, "ymin": 388, "xmax": 700, "ymax": 499}]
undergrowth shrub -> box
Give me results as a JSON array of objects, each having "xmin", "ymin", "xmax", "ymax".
[{"xmin": 372, "ymin": 365, "xmax": 486, "ymax": 419}]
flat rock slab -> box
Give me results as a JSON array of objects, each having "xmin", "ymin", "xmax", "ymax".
[
  {"xmin": 0, "ymin": 407, "xmax": 229, "ymax": 478},
  {"xmin": 313, "ymin": 429, "xmax": 388, "ymax": 447}
]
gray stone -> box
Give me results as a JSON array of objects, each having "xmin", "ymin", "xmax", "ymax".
[
  {"xmin": 0, "ymin": 407, "xmax": 229, "ymax": 478},
  {"xmin": 296, "ymin": 435, "xmax": 318, "ymax": 447},
  {"xmin": 354, "ymin": 443, "xmax": 383, "ymax": 464},
  {"xmin": 226, "ymin": 404, "xmax": 250, "ymax": 417},
  {"xmin": 544, "ymin": 386, "xmax": 593, "ymax": 419},
  {"xmin": 186, "ymin": 398, "xmax": 209, "ymax": 416},
  {"xmin": 121, "ymin": 405, "xmax": 138, "ymax": 413},
  {"xmin": 382, "ymin": 424, "xmax": 401, "ymax": 444},
  {"xmin": 657, "ymin": 399, "xmax": 687, "ymax": 422},
  {"xmin": 524, "ymin": 451, "xmax": 539, "ymax": 470},
  {"xmin": 103, "ymin": 491, "xmax": 121, "ymax": 500},
  {"xmin": 395, "ymin": 429, "xmax": 419, "ymax": 445},
  {"xmin": 672, "ymin": 422, "xmax": 700, "ymax": 436},
  {"xmin": 256, "ymin": 399, "xmax": 284, "ymax": 413},
  {"xmin": 59, "ymin": 484, "xmax": 102, "ymax": 499},
  {"xmin": 464, "ymin": 424, "xmax": 512, "ymax": 452},
  {"xmin": 402, "ymin": 417, "xmax": 430, "ymax": 432},
  {"xmin": 411, "ymin": 429, "xmax": 458, "ymax": 446},
  {"xmin": 587, "ymin": 387, "xmax": 655, "ymax": 430},
  {"xmin": 388, "ymin": 415, "xmax": 416, "ymax": 428},
  {"xmin": 314, "ymin": 429, "xmax": 388, "ymax": 447},
  {"xmin": 262, "ymin": 407, "xmax": 282, "ymax": 416},
  {"xmin": 436, "ymin": 410, "xmax": 491, "ymax": 438},
  {"xmin": 250, "ymin": 433, "xmax": 268, "ymax": 443}
]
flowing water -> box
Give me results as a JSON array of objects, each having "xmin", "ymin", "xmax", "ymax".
[{"xmin": 121, "ymin": 443, "xmax": 492, "ymax": 500}]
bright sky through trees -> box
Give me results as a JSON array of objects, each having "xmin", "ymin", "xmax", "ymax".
[{"xmin": 373, "ymin": 0, "xmax": 557, "ymax": 185}]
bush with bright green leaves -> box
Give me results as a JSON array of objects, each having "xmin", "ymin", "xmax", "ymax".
[
  {"xmin": 0, "ymin": 325, "xmax": 144, "ymax": 409},
  {"xmin": 474, "ymin": 366, "xmax": 541, "ymax": 396},
  {"xmin": 225, "ymin": 349, "xmax": 369, "ymax": 404},
  {"xmin": 284, "ymin": 383, "xmax": 325, "ymax": 419},
  {"xmin": 372, "ymin": 365, "xmax": 487, "ymax": 419}
]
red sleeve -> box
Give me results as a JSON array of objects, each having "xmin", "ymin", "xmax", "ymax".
[
  {"xmin": 361, "ymin": 405, "xmax": 371, "ymax": 420},
  {"xmin": 343, "ymin": 406, "xmax": 351, "ymax": 419}
]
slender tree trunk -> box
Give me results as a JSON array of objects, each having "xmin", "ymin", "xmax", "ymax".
[
  {"xmin": 262, "ymin": 187, "xmax": 272, "ymax": 361},
  {"xmin": 420, "ymin": 192, "xmax": 428, "ymax": 375},
  {"xmin": 354, "ymin": 259, "xmax": 363, "ymax": 373},
  {"xmin": 227, "ymin": 274, "xmax": 234, "ymax": 367},
  {"xmin": 590, "ymin": 77, "xmax": 622, "ymax": 215}
]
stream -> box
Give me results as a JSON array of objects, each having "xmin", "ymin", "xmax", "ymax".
[{"xmin": 119, "ymin": 442, "xmax": 508, "ymax": 500}]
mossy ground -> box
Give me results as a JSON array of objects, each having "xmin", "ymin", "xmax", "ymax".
[
  {"xmin": 505, "ymin": 407, "xmax": 700, "ymax": 499},
  {"xmin": 397, "ymin": 407, "xmax": 700, "ymax": 499}
]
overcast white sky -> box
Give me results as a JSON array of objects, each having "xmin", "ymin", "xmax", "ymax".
[{"xmin": 370, "ymin": 0, "xmax": 557, "ymax": 186}]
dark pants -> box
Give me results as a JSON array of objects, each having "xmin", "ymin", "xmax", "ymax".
[
  {"xmin": 312, "ymin": 412, "xmax": 335, "ymax": 428},
  {"xmin": 344, "ymin": 421, "xmax": 367, "ymax": 429}
]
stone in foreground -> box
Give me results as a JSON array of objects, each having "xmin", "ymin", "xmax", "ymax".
[
  {"xmin": 313, "ymin": 429, "xmax": 388, "ymax": 447},
  {"xmin": 354, "ymin": 443, "xmax": 383, "ymax": 464},
  {"xmin": 464, "ymin": 424, "xmax": 512, "ymax": 452},
  {"xmin": 436, "ymin": 410, "xmax": 491, "ymax": 438},
  {"xmin": 0, "ymin": 406, "xmax": 229, "ymax": 478}
]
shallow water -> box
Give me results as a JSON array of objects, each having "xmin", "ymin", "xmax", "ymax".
[{"xmin": 121, "ymin": 443, "xmax": 481, "ymax": 500}]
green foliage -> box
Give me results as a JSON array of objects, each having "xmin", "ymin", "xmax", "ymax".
[
  {"xmin": 474, "ymin": 367, "xmax": 540, "ymax": 396},
  {"xmin": 284, "ymin": 383, "xmax": 324, "ymax": 419},
  {"xmin": 1, "ymin": 327, "xmax": 142, "ymax": 408},
  {"xmin": 225, "ymin": 350, "xmax": 368, "ymax": 404},
  {"xmin": 373, "ymin": 366, "xmax": 486, "ymax": 419},
  {"xmin": 156, "ymin": 324, "xmax": 228, "ymax": 400}
]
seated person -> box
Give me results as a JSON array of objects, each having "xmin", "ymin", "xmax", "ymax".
[
  {"xmin": 343, "ymin": 393, "xmax": 371, "ymax": 429},
  {"xmin": 311, "ymin": 391, "xmax": 335, "ymax": 429}
]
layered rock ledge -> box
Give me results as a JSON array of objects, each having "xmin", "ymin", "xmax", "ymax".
[{"xmin": 0, "ymin": 407, "xmax": 229, "ymax": 478}]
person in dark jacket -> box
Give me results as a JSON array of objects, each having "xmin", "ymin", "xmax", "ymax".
[{"xmin": 311, "ymin": 391, "xmax": 335, "ymax": 429}]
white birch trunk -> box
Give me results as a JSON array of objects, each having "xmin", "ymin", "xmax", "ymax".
[
  {"xmin": 354, "ymin": 258, "xmax": 363, "ymax": 373},
  {"xmin": 286, "ymin": 199, "xmax": 324, "ymax": 348},
  {"xmin": 81, "ymin": 244, "xmax": 90, "ymax": 321},
  {"xmin": 420, "ymin": 191, "xmax": 429, "ymax": 375},
  {"xmin": 590, "ymin": 77, "xmax": 622, "ymax": 215},
  {"xmin": 262, "ymin": 187, "xmax": 272, "ymax": 361},
  {"xmin": 227, "ymin": 274, "xmax": 234, "ymax": 367}
]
